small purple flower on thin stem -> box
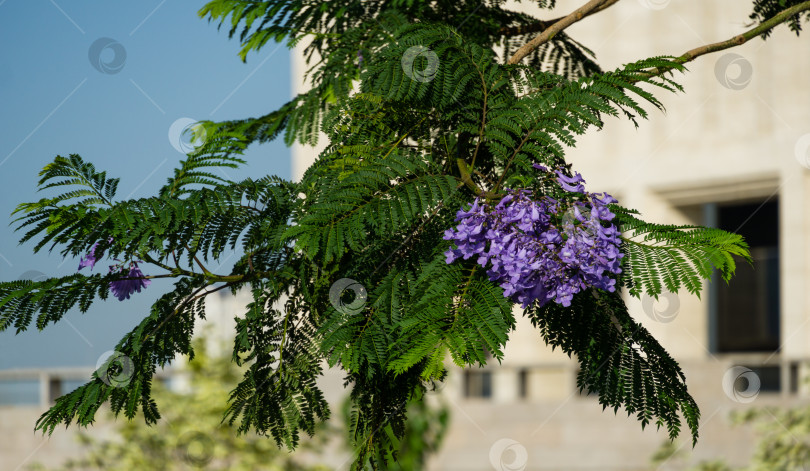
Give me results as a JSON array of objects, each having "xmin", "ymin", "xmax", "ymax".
[
  {"xmin": 109, "ymin": 262, "xmax": 151, "ymax": 301},
  {"xmin": 554, "ymin": 169, "xmax": 586, "ymax": 193},
  {"xmin": 78, "ymin": 238, "xmax": 113, "ymax": 271},
  {"xmin": 78, "ymin": 243, "xmax": 100, "ymax": 271}
]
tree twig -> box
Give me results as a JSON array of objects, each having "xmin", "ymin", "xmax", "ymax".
[
  {"xmin": 499, "ymin": 0, "xmax": 618, "ymax": 38},
  {"xmin": 507, "ymin": 0, "xmax": 621, "ymax": 65},
  {"xmin": 642, "ymin": 1, "xmax": 810, "ymax": 77}
]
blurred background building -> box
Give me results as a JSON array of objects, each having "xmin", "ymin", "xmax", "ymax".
[{"xmin": 2, "ymin": 1, "xmax": 809, "ymax": 470}]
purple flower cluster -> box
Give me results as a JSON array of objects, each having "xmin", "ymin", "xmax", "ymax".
[
  {"xmin": 443, "ymin": 168, "xmax": 623, "ymax": 308},
  {"xmin": 108, "ymin": 262, "xmax": 151, "ymax": 301},
  {"xmin": 78, "ymin": 239, "xmax": 151, "ymax": 301}
]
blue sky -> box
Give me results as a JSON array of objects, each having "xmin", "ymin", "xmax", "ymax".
[{"xmin": 0, "ymin": 1, "xmax": 292, "ymax": 369}]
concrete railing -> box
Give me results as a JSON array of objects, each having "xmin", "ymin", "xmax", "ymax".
[
  {"xmin": 450, "ymin": 353, "xmax": 810, "ymax": 404},
  {"xmin": 2, "ymin": 353, "xmax": 807, "ymax": 410},
  {"xmin": 0, "ymin": 366, "xmax": 178, "ymax": 409}
]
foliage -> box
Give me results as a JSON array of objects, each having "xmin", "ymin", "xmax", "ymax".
[
  {"xmin": 732, "ymin": 405, "xmax": 810, "ymax": 470},
  {"xmin": 2, "ymin": 0, "xmax": 808, "ymax": 469},
  {"xmin": 615, "ymin": 207, "xmax": 750, "ymax": 299},
  {"xmin": 341, "ymin": 393, "xmax": 450, "ymax": 471},
  {"xmin": 650, "ymin": 402, "xmax": 810, "ymax": 470},
  {"xmin": 750, "ymin": 0, "xmax": 810, "ymax": 36},
  {"xmin": 26, "ymin": 335, "xmax": 449, "ymax": 471},
  {"xmin": 28, "ymin": 337, "xmax": 332, "ymax": 471}
]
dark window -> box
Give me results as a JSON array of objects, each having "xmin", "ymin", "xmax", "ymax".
[
  {"xmin": 518, "ymin": 369, "xmax": 528, "ymax": 399},
  {"xmin": 715, "ymin": 201, "xmax": 780, "ymax": 353},
  {"xmin": 464, "ymin": 370, "xmax": 492, "ymax": 398},
  {"xmin": 790, "ymin": 362, "xmax": 800, "ymax": 394},
  {"xmin": 48, "ymin": 377, "xmax": 62, "ymax": 404},
  {"xmin": 745, "ymin": 365, "xmax": 781, "ymax": 393}
]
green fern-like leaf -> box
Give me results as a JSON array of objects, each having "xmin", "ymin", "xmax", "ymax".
[{"xmin": 615, "ymin": 206, "xmax": 752, "ymax": 298}]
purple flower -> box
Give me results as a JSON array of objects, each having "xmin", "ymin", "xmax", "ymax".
[
  {"xmin": 443, "ymin": 166, "xmax": 623, "ymax": 309},
  {"xmin": 593, "ymin": 192, "xmax": 617, "ymax": 205},
  {"xmin": 109, "ymin": 262, "xmax": 151, "ymax": 301},
  {"xmin": 78, "ymin": 244, "xmax": 100, "ymax": 271},
  {"xmin": 555, "ymin": 170, "xmax": 586, "ymax": 193},
  {"xmin": 78, "ymin": 238, "xmax": 113, "ymax": 271}
]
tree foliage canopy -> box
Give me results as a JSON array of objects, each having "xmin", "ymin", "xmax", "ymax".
[{"xmin": 3, "ymin": 0, "xmax": 809, "ymax": 469}]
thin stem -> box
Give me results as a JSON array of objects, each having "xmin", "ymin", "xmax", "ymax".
[
  {"xmin": 277, "ymin": 307, "xmax": 293, "ymax": 373},
  {"xmin": 382, "ymin": 115, "xmax": 430, "ymax": 160},
  {"xmin": 457, "ymin": 159, "xmax": 502, "ymax": 200},
  {"xmin": 507, "ymin": 0, "xmax": 621, "ymax": 65},
  {"xmin": 498, "ymin": 0, "xmax": 617, "ymax": 39},
  {"xmin": 642, "ymin": 1, "xmax": 810, "ymax": 78},
  {"xmin": 143, "ymin": 281, "xmax": 216, "ymax": 343},
  {"xmin": 183, "ymin": 243, "xmax": 211, "ymax": 276},
  {"xmin": 468, "ymin": 48, "xmax": 489, "ymax": 170},
  {"xmin": 113, "ymin": 273, "xmax": 177, "ymax": 281},
  {"xmin": 142, "ymin": 252, "xmax": 268, "ymax": 283},
  {"xmin": 493, "ymin": 132, "xmax": 531, "ymax": 193},
  {"xmin": 141, "ymin": 254, "xmax": 180, "ymax": 273}
]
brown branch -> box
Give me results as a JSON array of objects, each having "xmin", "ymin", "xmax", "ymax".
[
  {"xmin": 183, "ymin": 242, "xmax": 211, "ymax": 276},
  {"xmin": 643, "ymin": 1, "xmax": 810, "ymax": 78},
  {"xmin": 457, "ymin": 158, "xmax": 484, "ymax": 195},
  {"xmin": 143, "ymin": 282, "xmax": 216, "ymax": 342},
  {"xmin": 506, "ymin": 0, "xmax": 621, "ymax": 65},
  {"xmin": 457, "ymin": 159, "xmax": 502, "ymax": 200},
  {"xmin": 499, "ymin": 0, "xmax": 619, "ymax": 38}
]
